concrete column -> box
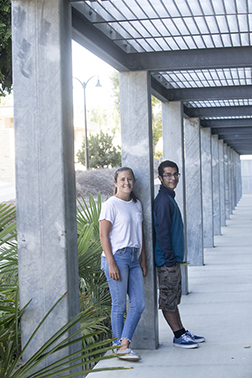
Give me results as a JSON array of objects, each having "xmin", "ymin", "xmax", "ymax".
[
  {"xmin": 162, "ymin": 102, "xmax": 188, "ymax": 293},
  {"xmin": 231, "ymin": 150, "xmax": 236, "ymax": 209},
  {"xmin": 184, "ymin": 118, "xmax": 204, "ymax": 266},
  {"xmin": 119, "ymin": 71, "xmax": 158, "ymax": 349},
  {"xmin": 12, "ymin": 0, "xmax": 80, "ymax": 367},
  {"xmin": 223, "ymin": 144, "xmax": 230, "ymax": 220},
  {"xmin": 200, "ymin": 127, "xmax": 214, "ymax": 248},
  {"xmin": 236, "ymin": 153, "xmax": 242, "ymax": 202},
  {"xmin": 230, "ymin": 149, "xmax": 235, "ymax": 211},
  {"xmin": 233, "ymin": 152, "xmax": 238, "ymax": 205},
  {"xmin": 218, "ymin": 139, "xmax": 226, "ymax": 227},
  {"xmin": 212, "ymin": 135, "xmax": 221, "ymax": 235},
  {"xmin": 227, "ymin": 147, "xmax": 233, "ymax": 215}
]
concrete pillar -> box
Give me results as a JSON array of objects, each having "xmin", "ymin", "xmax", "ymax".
[
  {"xmin": 212, "ymin": 135, "xmax": 221, "ymax": 235},
  {"xmin": 233, "ymin": 152, "xmax": 238, "ymax": 205},
  {"xmin": 12, "ymin": 0, "xmax": 80, "ymax": 367},
  {"xmin": 162, "ymin": 102, "xmax": 188, "ymax": 293},
  {"xmin": 218, "ymin": 139, "xmax": 226, "ymax": 227},
  {"xmin": 200, "ymin": 127, "xmax": 214, "ymax": 248},
  {"xmin": 184, "ymin": 118, "xmax": 204, "ymax": 266},
  {"xmin": 223, "ymin": 144, "xmax": 230, "ymax": 220},
  {"xmin": 227, "ymin": 147, "xmax": 233, "ymax": 215},
  {"xmin": 119, "ymin": 71, "xmax": 158, "ymax": 349},
  {"xmin": 231, "ymin": 150, "xmax": 236, "ymax": 209},
  {"xmin": 230, "ymin": 149, "xmax": 235, "ymax": 211},
  {"xmin": 235, "ymin": 151, "xmax": 240, "ymax": 205},
  {"xmin": 235, "ymin": 153, "xmax": 242, "ymax": 202}
]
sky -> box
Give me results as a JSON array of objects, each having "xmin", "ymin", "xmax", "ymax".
[{"xmin": 72, "ymin": 40, "xmax": 116, "ymax": 111}]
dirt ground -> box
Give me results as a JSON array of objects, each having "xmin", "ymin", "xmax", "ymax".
[
  {"xmin": 2, "ymin": 161, "xmax": 160, "ymax": 207},
  {"xmin": 76, "ymin": 167, "xmax": 117, "ymax": 204},
  {"xmin": 76, "ymin": 161, "xmax": 160, "ymax": 205}
]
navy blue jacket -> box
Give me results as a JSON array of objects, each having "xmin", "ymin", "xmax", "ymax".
[{"xmin": 153, "ymin": 184, "xmax": 184, "ymax": 267}]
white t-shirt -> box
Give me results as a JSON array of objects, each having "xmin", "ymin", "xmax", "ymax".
[{"xmin": 99, "ymin": 196, "xmax": 143, "ymax": 257}]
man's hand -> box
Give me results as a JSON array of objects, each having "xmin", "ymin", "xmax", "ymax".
[{"xmin": 167, "ymin": 265, "xmax": 176, "ymax": 271}]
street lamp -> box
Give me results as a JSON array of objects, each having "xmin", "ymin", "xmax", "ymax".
[{"xmin": 74, "ymin": 75, "xmax": 102, "ymax": 170}]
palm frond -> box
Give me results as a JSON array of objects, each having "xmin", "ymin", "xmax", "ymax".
[
  {"xmin": 0, "ymin": 294, "xmax": 126, "ymax": 378},
  {"xmin": 76, "ymin": 193, "xmax": 103, "ymax": 238},
  {"xmin": 0, "ymin": 203, "xmax": 17, "ymax": 246},
  {"xmin": 0, "ymin": 195, "xmax": 114, "ymax": 376}
]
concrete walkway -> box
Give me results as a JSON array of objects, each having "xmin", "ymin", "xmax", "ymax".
[{"xmin": 90, "ymin": 194, "xmax": 252, "ymax": 378}]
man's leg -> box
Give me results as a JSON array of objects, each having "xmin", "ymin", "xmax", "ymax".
[
  {"xmin": 158, "ymin": 264, "xmax": 198, "ymax": 347},
  {"xmin": 162, "ymin": 306, "xmax": 183, "ymax": 332}
]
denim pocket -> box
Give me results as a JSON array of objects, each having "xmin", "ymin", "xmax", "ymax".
[
  {"xmin": 101, "ymin": 256, "xmax": 107, "ymax": 271},
  {"xmin": 114, "ymin": 248, "xmax": 127, "ymax": 256}
]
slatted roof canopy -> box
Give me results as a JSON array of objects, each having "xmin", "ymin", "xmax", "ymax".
[{"xmin": 71, "ymin": 0, "xmax": 252, "ymax": 155}]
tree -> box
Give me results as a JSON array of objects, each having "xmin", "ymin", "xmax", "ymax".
[
  {"xmin": 152, "ymin": 96, "xmax": 163, "ymax": 159},
  {"xmin": 77, "ymin": 130, "xmax": 121, "ymax": 169},
  {"xmin": 109, "ymin": 71, "xmax": 163, "ymax": 159},
  {"xmin": 109, "ymin": 70, "xmax": 121, "ymax": 133},
  {"xmin": 0, "ymin": 0, "xmax": 12, "ymax": 96}
]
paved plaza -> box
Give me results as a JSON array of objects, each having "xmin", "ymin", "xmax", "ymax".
[{"xmin": 90, "ymin": 194, "xmax": 252, "ymax": 378}]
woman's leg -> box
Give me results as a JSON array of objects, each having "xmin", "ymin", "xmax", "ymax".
[
  {"xmin": 120, "ymin": 250, "xmax": 145, "ymax": 344},
  {"xmin": 101, "ymin": 254, "xmax": 129, "ymax": 346}
]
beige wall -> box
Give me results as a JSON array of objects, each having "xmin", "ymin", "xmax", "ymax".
[
  {"xmin": 0, "ymin": 106, "xmax": 15, "ymax": 181},
  {"xmin": 0, "ymin": 105, "xmax": 114, "ymax": 178}
]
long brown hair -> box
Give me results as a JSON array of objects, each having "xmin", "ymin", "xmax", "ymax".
[{"xmin": 114, "ymin": 167, "xmax": 138, "ymax": 203}]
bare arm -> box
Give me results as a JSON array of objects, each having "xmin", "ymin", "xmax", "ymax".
[
  {"xmin": 99, "ymin": 219, "xmax": 120, "ymax": 281},
  {"xmin": 140, "ymin": 225, "xmax": 147, "ymax": 277}
]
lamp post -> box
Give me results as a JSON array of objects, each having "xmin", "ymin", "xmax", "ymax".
[{"xmin": 74, "ymin": 75, "xmax": 102, "ymax": 170}]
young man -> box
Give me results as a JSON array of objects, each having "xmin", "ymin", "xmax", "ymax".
[{"xmin": 153, "ymin": 160, "xmax": 205, "ymax": 349}]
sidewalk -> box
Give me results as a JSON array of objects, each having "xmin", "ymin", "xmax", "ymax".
[{"xmin": 90, "ymin": 194, "xmax": 252, "ymax": 378}]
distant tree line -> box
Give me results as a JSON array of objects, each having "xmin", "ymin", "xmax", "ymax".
[
  {"xmin": 77, "ymin": 130, "xmax": 121, "ymax": 169},
  {"xmin": 0, "ymin": 0, "xmax": 12, "ymax": 96}
]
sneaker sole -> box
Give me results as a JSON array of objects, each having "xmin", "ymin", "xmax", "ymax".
[
  {"xmin": 173, "ymin": 343, "xmax": 199, "ymax": 349},
  {"xmin": 117, "ymin": 355, "xmax": 140, "ymax": 361}
]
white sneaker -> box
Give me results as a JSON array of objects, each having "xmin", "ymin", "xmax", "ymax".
[{"xmin": 115, "ymin": 347, "xmax": 141, "ymax": 361}]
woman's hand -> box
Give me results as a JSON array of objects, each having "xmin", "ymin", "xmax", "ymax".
[
  {"xmin": 109, "ymin": 260, "xmax": 120, "ymax": 281},
  {"xmin": 140, "ymin": 225, "xmax": 147, "ymax": 277},
  {"xmin": 100, "ymin": 219, "xmax": 120, "ymax": 280},
  {"xmin": 140, "ymin": 259, "xmax": 147, "ymax": 277}
]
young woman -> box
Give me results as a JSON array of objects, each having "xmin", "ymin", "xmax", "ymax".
[{"xmin": 99, "ymin": 167, "xmax": 147, "ymax": 362}]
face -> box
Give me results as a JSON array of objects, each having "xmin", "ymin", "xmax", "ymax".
[
  {"xmin": 159, "ymin": 166, "xmax": 179, "ymax": 191},
  {"xmin": 114, "ymin": 170, "xmax": 134, "ymax": 198}
]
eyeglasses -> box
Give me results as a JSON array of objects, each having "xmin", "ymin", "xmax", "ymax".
[{"xmin": 162, "ymin": 173, "xmax": 180, "ymax": 180}]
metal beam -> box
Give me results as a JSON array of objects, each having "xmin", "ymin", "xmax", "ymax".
[
  {"xmin": 214, "ymin": 135, "xmax": 252, "ymax": 141},
  {"xmin": 71, "ymin": 6, "xmax": 252, "ymax": 73},
  {"xmin": 227, "ymin": 139, "xmax": 252, "ymax": 143},
  {"xmin": 201, "ymin": 119, "xmax": 252, "ymax": 128},
  {"xmin": 218, "ymin": 139, "xmax": 252, "ymax": 153},
  {"xmin": 185, "ymin": 105, "xmax": 252, "ymax": 118},
  {"xmin": 151, "ymin": 77, "xmax": 252, "ymax": 102},
  {"xmin": 165, "ymin": 85, "xmax": 252, "ymax": 102},
  {"xmin": 227, "ymin": 142, "xmax": 252, "ymax": 147},
  {"xmin": 72, "ymin": 7, "xmax": 130, "ymax": 71},
  {"xmin": 211, "ymin": 127, "xmax": 252, "ymax": 135},
  {"xmin": 128, "ymin": 46, "xmax": 252, "ymax": 71}
]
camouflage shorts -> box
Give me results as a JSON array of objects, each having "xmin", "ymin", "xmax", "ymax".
[{"xmin": 157, "ymin": 263, "xmax": 182, "ymax": 312}]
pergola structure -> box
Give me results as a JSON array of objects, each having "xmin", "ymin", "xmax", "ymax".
[
  {"xmin": 12, "ymin": 0, "xmax": 250, "ymax": 370},
  {"xmin": 72, "ymin": 0, "xmax": 252, "ymax": 155}
]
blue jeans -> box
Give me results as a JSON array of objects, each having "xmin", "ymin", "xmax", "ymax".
[{"xmin": 101, "ymin": 247, "xmax": 145, "ymax": 345}]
